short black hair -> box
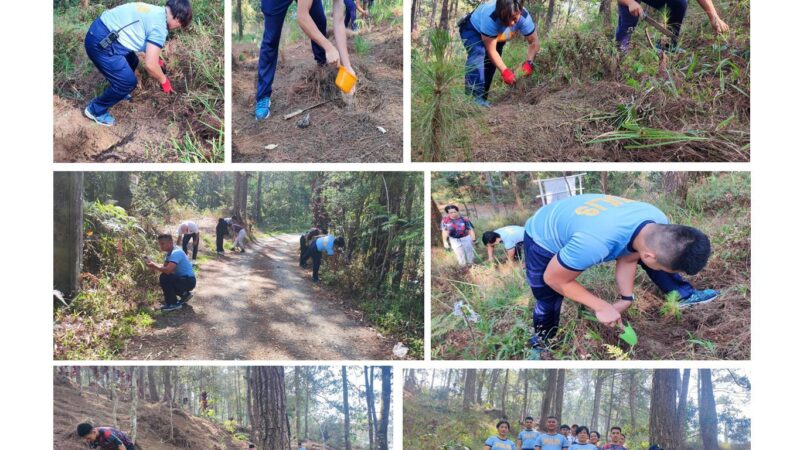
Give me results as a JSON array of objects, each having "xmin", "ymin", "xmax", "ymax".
[
  {"xmin": 560, "ymin": 424, "xmax": 570, "ymax": 430},
  {"xmin": 496, "ymin": 419, "xmax": 511, "ymax": 429},
  {"xmin": 546, "ymin": 415, "xmax": 558, "ymax": 420},
  {"xmin": 443, "ymin": 204, "xmax": 459, "ymax": 213},
  {"xmin": 650, "ymin": 224, "xmax": 711, "ymax": 275},
  {"xmin": 77, "ymin": 423, "xmax": 93, "ymax": 437},
  {"xmin": 524, "ymin": 416, "xmax": 535, "ymax": 421},
  {"xmin": 572, "ymin": 424, "xmax": 578, "ymax": 428},
  {"xmin": 590, "ymin": 431, "xmax": 600, "ymax": 438},
  {"xmin": 166, "ymin": 0, "xmax": 193, "ymax": 27},
  {"xmin": 610, "ymin": 426, "xmax": 622, "ymax": 433},
  {"xmin": 482, "ymin": 231, "xmax": 501, "ymax": 246},
  {"xmin": 495, "ymin": 0, "xmax": 523, "ymax": 25},
  {"xmin": 621, "ymin": 433, "xmax": 626, "ymax": 438},
  {"xmin": 576, "ymin": 426, "xmax": 590, "ymax": 435},
  {"xmin": 157, "ymin": 233, "xmax": 173, "ymax": 241},
  {"xmin": 334, "ymin": 237, "xmax": 345, "ymax": 247}
]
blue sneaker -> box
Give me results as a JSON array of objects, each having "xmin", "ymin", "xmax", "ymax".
[
  {"xmin": 84, "ymin": 106, "xmax": 116, "ymax": 127},
  {"xmin": 124, "ymin": 94, "xmax": 132, "ymax": 101},
  {"xmin": 678, "ymin": 289, "xmax": 718, "ymax": 309},
  {"xmin": 474, "ymin": 97, "xmax": 491, "ymax": 107},
  {"xmin": 160, "ymin": 303, "xmax": 183, "ymax": 312},
  {"xmin": 255, "ymin": 97, "xmax": 271, "ymax": 121},
  {"xmin": 528, "ymin": 347, "xmax": 543, "ymax": 360}
]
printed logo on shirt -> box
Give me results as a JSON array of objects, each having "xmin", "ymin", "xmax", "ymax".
[
  {"xmin": 574, "ymin": 195, "xmax": 636, "ymax": 217},
  {"xmin": 136, "ymin": 3, "xmax": 151, "ymax": 13}
]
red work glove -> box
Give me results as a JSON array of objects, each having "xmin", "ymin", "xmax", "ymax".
[
  {"xmin": 522, "ymin": 60, "xmax": 534, "ymax": 77},
  {"xmin": 161, "ymin": 77, "xmax": 175, "ymax": 94},
  {"xmin": 501, "ymin": 68, "xmax": 516, "ymax": 85}
]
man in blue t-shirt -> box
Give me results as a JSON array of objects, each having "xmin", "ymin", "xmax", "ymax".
[
  {"xmin": 147, "ymin": 233, "xmax": 196, "ymax": 311},
  {"xmin": 483, "ymin": 225, "xmax": 525, "ymax": 264},
  {"xmin": 523, "ymin": 194, "xmax": 717, "ymax": 358},
  {"xmin": 83, "ymin": 1, "xmax": 193, "ymax": 127},
  {"xmin": 534, "ymin": 416, "xmax": 569, "ymax": 450},
  {"xmin": 458, "ymin": 0, "xmax": 540, "ymax": 106},
  {"xmin": 300, "ymin": 234, "xmax": 345, "ymax": 282},
  {"xmin": 517, "ymin": 416, "xmax": 540, "ymax": 450}
]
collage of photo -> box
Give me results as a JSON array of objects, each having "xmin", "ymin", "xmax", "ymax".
[{"xmin": 50, "ymin": 1, "xmax": 751, "ymax": 449}]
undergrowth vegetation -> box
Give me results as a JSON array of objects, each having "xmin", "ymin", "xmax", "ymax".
[{"xmin": 431, "ymin": 172, "xmax": 751, "ymax": 360}]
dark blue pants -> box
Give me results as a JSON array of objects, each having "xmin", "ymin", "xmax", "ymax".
[
  {"xmin": 523, "ymin": 232, "xmax": 695, "ymax": 347},
  {"xmin": 344, "ymin": 0, "xmax": 358, "ymax": 31},
  {"xmin": 460, "ymin": 20, "xmax": 506, "ymax": 101},
  {"xmin": 84, "ymin": 18, "xmax": 139, "ymax": 116},
  {"xmin": 616, "ymin": 0, "xmax": 688, "ymax": 48},
  {"xmin": 300, "ymin": 245, "xmax": 323, "ymax": 281},
  {"xmin": 182, "ymin": 233, "xmax": 199, "ymax": 260},
  {"xmin": 257, "ymin": 0, "xmax": 327, "ymax": 101},
  {"xmin": 159, "ymin": 274, "xmax": 196, "ymax": 306}
]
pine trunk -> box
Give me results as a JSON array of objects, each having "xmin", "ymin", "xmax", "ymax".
[
  {"xmin": 699, "ymin": 369, "xmax": 721, "ymax": 450},
  {"xmin": 130, "ymin": 368, "xmax": 139, "ymax": 444},
  {"xmin": 53, "ymin": 172, "xmax": 83, "ymax": 297},
  {"xmin": 649, "ymin": 369, "xmax": 681, "ymax": 450},
  {"xmin": 377, "ymin": 367, "xmax": 391, "ymax": 450},
  {"xmin": 342, "ymin": 367, "xmax": 352, "ymax": 450},
  {"xmin": 249, "ymin": 367, "xmax": 291, "ymax": 449}
]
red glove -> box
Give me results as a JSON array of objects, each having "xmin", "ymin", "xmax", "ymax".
[
  {"xmin": 158, "ymin": 57, "xmax": 168, "ymax": 74},
  {"xmin": 501, "ymin": 68, "xmax": 516, "ymax": 85},
  {"xmin": 161, "ymin": 77, "xmax": 175, "ymax": 94},
  {"xmin": 522, "ymin": 60, "xmax": 534, "ymax": 76}
]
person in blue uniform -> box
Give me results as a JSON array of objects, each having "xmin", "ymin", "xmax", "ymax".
[
  {"xmin": 146, "ymin": 233, "xmax": 196, "ymax": 311},
  {"xmin": 523, "ymin": 193, "xmax": 718, "ymax": 358},
  {"xmin": 615, "ymin": 0, "xmax": 729, "ymax": 54},
  {"xmin": 534, "ymin": 417, "xmax": 570, "ymax": 450},
  {"xmin": 483, "ymin": 225, "xmax": 525, "ymax": 264},
  {"xmin": 255, "ymin": 0, "xmax": 356, "ymax": 120},
  {"xmin": 458, "ymin": 0, "xmax": 540, "ymax": 106},
  {"xmin": 568, "ymin": 426, "xmax": 597, "ymax": 450},
  {"xmin": 517, "ymin": 416, "xmax": 540, "ymax": 450},
  {"xmin": 485, "ymin": 420, "xmax": 516, "ymax": 450},
  {"xmin": 300, "ymin": 234, "xmax": 345, "ymax": 282},
  {"xmin": 83, "ymin": 1, "xmax": 192, "ymax": 126}
]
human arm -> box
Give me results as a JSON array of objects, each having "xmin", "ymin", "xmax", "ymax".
[
  {"xmin": 617, "ymin": 0, "xmax": 643, "ymax": 17},
  {"xmin": 297, "ymin": 0, "xmax": 340, "ymax": 65},
  {"xmin": 695, "ymin": 0, "xmax": 729, "ymax": 33},
  {"xmin": 543, "ymin": 256, "xmax": 622, "ymax": 326},
  {"xmin": 147, "ymin": 260, "xmax": 177, "ymax": 274},
  {"xmin": 481, "ymin": 35, "xmax": 508, "ymax": 73},
  {"xmin": 441, "ymin": 230, "xmax": 451, "ymax": 249},
  {"xmin": 144, "ymin": 43, "xmax": 172, "ymax": 91},
  {"xmin": 526, "ymin": 29, "xmax": 540, "ymax": 62},
  {"xmin": 506, "ymin": 247, "xmax": 517, "ymax": 263},
  {"xmin": 356, "ymin": 0, "xmax": 368, "ymax": 15},
  {"xmin": 613, "ymin": 254, "xmax": 638, "ymax": 313},
  {"xmin": 332, "ymin": 0, "xmax": 355, "ymax": 73}
]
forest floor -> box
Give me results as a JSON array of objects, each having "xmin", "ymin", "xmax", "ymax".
[
  {"xmin": 53, "ymin": 376, "xmax": 241, "ymax": 449},
  {"xmin": 123, "ymin": 222, "xmax": 394, "ymax": 360},
  {"xmin": 431, "ymin": 196, "xmax": 751, "ymax": 361},
  {"xmin": 231, "ymin": 25, "xmax": 403, "ymax": 162}
]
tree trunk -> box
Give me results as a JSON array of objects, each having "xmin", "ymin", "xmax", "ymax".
[
  {"xmin": 545, "ymin": 0, "xmax": 557, "ymax": 35},
  {"xmin": 377, "ymin": 367, "xmax": 391, "ymax": 450},
  {"xmin": 430, "ymin": 0, "xmax": 439, "ymax": 28},
  {"xmin": 365, "ymin": 367, "xmax": 375, "ymax": 450},
  {"xmin": 500, "ymin": 369, "xmax": 510, "ymax": 418},
  {"xmin": 540, "ymin": 369, "xmax": 557, "ymax": 421},
  {"xmin": 53, "ymin": 172, "xmax": 83, "ymax": 297},
  {"xmin": 304, "ymin": 367, "xmax": 310, "ymax": 438},
  {"xmin": 130, "ymin": 368, "xmax": 139, "ymax": 444},
  {"xmin": 649, "ymin": 369, "xmax": 681, "ymax": 450},
  {"xmin": 699, "ymin": 369, "xmax": 721, "ymax": 450},
  {"xmin": 488, "ymin": 370, "xmax": 500, "ymax": 406},
  {"xmin": 554, "ymin": 369, "xmax": 565, "ymax": 421},
  {"xmin": 476, "ymin": 369, "xmax": 486, "ymax": 405},
  {"xmin": 463, "ymin": 369, "xmax": 476, "ymax": 409},
  {"xmin": 431, "ymin": 198, "xmax": 443, "ymax": 247},
  {"xmin": 249, "ymin": 367, "xmax": 291, "ymax": 449},
  {"xmin": 508, "ymin": 172, "xmax": 525, "ymax": 208},
  {"xmin": 438, "ymin": 0, "xmax": 450, "ymax": 29},
  {"xmin": 677, "ymin": 369, "xmax": 691, "ymax": 446},
  {"xmin": 628, "ymin": 371, "xmax": 637, "ymax": 435},
  {"xmin": 411, "ymin": 0, "xmax": 418, "ymax": 31},
  {"xmin": 114, "ymin": 172, "xmax": 133, "ymax": 210},
  {"xmin": 662, "ymin": 172, "xmax": 692, "ymax": 206},
  {"xmin": 484, "ymin": 172, "xmax": 500, "ymax": 212},
  {"xmin": 233, "ymin": 172, "xmax": 249, "ymax": 227},
  {"xmin": 294, "ymin": 368, "xmax": 301, "ymax": 442},
  {"xmin": 599, "ymin": 0, "xmax": 612, "ymax": 34},
  {"xmin": 237, "ymin": 0, "xmax": 243, "ymax": 40},
  {"xmin": 342, "ymin": 367, "xmax": 352, "ymax": 450},
  {"xmin": 605, "ymin": 370, "xmax": 616, "ymax": 437},
  {"xmin": 590, "ymin": 371, "xmax": 604, "ymax": 430},
  {"xmin": 521, "ymin": 370, "xmax": 529, "ymax": 422},
  {"xmin": 137, "ymin": 366, "xmax": 145, "ymax": 399},
  {"xmin": 147, "ymin": 367, "xmax": 158, "ymax": 402},
  {"xmin": 162, "ymin": 367, "xmax": 173, "ymax": 404},
  {"xmin": 255, "ymin": 172, "xmax": 263, "ymax": 224}
]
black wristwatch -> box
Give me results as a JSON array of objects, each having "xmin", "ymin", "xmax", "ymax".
[{"xmin": 619, "ymin": 294, "xmax": 635, "ymax": 301}]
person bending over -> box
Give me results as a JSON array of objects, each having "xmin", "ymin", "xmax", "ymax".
[
  {"xmin": 522, "ymin": 193, "xmax": 717, "ymax": 359},
  {"xmin": 300, "ymin": 234, "xmax": 345, "ymax": 282},
  {"xmin": 146, "ymin": 233, "xmax": 196, "ymax": 311},
  {"xmin": 483, "ymin": 225, "xmax": 525, "ymax": 265},
  {"xmin": 77, "ymin": 423, "xmax": 134, "ymax": 450},
  {"xmin": 176, "ymin": 219, "xmax": 200, "ymax": 260},
  {"xmin": 83, "ymin": 0, "xmax": 192, "ymax": 126}
]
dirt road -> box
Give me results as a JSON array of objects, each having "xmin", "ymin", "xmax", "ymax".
[
  {"xmin": 232, "ymin": 26, "xmax": 403, "ymax": 162},
  {"xmin": 123, "ymin": 229, "xmax": 393, "ymax": 360}
]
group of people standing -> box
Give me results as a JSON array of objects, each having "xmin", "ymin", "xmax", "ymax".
[
  {"xmin": 484, "ymin": 416, "xmax": 640, "ymax": 450},
  {"xmin": 440, "ymin": 194, "xmax": 719, "ymax": 359}
]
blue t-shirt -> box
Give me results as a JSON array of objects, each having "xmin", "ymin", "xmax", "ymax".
[
  {"xmin": 470, "ymin": 0, "xmax": 536, "ymax": 38},
  {"xmin": 166, "ymin": 247, "xmax": 195, "ymax": 277},
  {"xmin": 485, "ymin": 435, "xmax": 516, "ymax": 450},
  {"xmin": 518, "ymin": 429, "xmax": 540, "ymax": 449},
  {"xmin": 496, "ymin": 225, "xmax": 525, "ymax": 250},
  {"xmin": 569, "ymin": 444, "xmax": 598, "ymax": 450},
  {"xmin": 525, "ymin": 194, "xmax": 669, "ymax": 272},
  {"xmin": 534, "ymin": 432, "xmax": 570, "ymax": 450},
  {"xmin": 100, "ymin": 2, "xmax": 168, "ymax": 52},
  {"xmin": 315, "ymin": 235, "xmax": 337, "ymax": 255}
]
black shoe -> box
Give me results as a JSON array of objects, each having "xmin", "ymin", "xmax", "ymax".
[
  {"xmin": 179, "ymin": 291, "xmax": 193, "ymax": 303},
  {"xmin": 312, "ymin": 277, "xmax": 320, "ymax": 283},
  {"xmin": 161, "ymin": 303, "xmax": 183, "ymax": 312}
]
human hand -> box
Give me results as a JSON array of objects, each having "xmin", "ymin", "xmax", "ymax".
[
  {"xmin": 501, "ymin": 68, "xmax": 516, "ymax": 85},
  {"xmin": 595, "ymin": 304, "xmax": 622, "ymax": 327},
  {"xmin": 161, "ymin": 77, "xmax": 175, "ymax": 94},
  {"xmin": 522, "ymin": 60, "xmax": 534, "ymax": 77},
  {"xmin": 628, "ymin": 2, "xmax": 643, "ymax": 17},
  {"xmin": 710, "ymin": 15, "xmax": 729, "ymax": 34},
  {"xmin": 325, "ymin": 46, "xmax": 341, "ymax": 65}
]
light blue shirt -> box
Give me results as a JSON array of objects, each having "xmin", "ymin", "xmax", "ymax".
[
  {"xmin": 525, "ymin": 194, "xmax": 669, "ymax": 272},
  {"xmin": 534, "ymin": 433, "xmax": 570, "ymax": 450},
  {"xmin": 315, "ymin": 235, "xmax": 337, "ymax": 255},
  {"xmin": 100, "ymin": 2, "xmax": 168, "ymax": 52},
  {"xmin": 496, "ymin": 225, "xmax": 525, "ymax": 250},
  {"xmin": 568, "ymin": 444, "xmax": 598, "ymax": 450},
  {"xmin": 166, "ymin": 247, "xmax": 195, "ymax": 277},
  {"xmin": 485, "ymin": 435, "xmax": 516, "ymax": 450},
  {"xmin": 469, "ymin": 0, "xmax": 536, "ymax": 38},
  {"xmin": 518, "ymin": 429, "xmax": 540, "ymax": 449}
]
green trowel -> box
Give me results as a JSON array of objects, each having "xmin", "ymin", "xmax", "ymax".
[{"xmin": 619, "ymin": 322, "xmax": 638, "ymax": 346}]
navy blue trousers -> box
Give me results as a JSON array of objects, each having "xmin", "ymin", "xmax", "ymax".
[
  {"xmin": 181, "ymin": 233, "xmax": 199, "ymax": 260},
  {"xmin": 344, "ymin": 0, "xmax": 357, "ymax": 31},
  {"xmin": 523, "ymin": 232, "xmax": 694, "ymax": 347},
  {"xmin": 300, "ymin": 245, "xmax": 323, "ymax": 281},
  {"xmin": 84, "ymin": 18, "xmax": 139, "ymax": 116},
  {"xmin": 257, "ymin": 0, "xmax": 327, "ymax": 101},
  {"xmin": 459, "ymin": 19, "xmax": 506, "ymax": 101},
  {"xmin": 159, "ymin": 274, "xmax": 196, "ymax": 305},
  {"xmin": 616, "ymin": 0, "xmax": 689, "ymax": 47}
]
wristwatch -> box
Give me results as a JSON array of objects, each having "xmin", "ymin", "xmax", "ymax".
[{"xmin": 619, "ymin": 294, "xmax": 635, "ymax": 301}]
